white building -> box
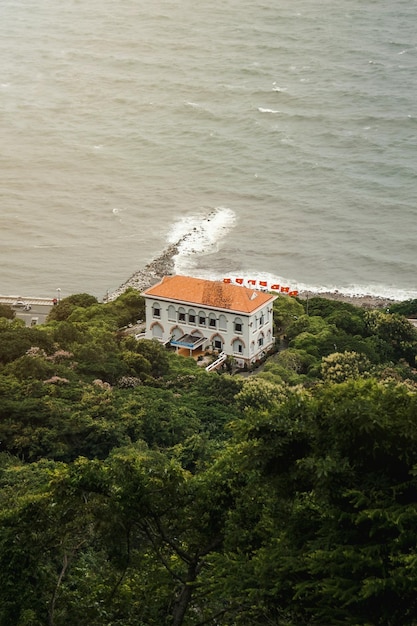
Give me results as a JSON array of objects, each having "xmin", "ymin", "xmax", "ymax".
[{"xmin": 143, "ymin": 275, "xmax": 277, "ymax": 368}]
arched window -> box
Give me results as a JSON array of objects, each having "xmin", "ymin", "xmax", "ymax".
[
  {"xmin": 258, "ymin": 332, "xmax": 265, "ymax": 348},
  {"xmin": 219, "ymin": 314, "xmax": 227, "ymax": 331},
  {"xmin": 198, "ymin": 311, "xmax": 206, "ymax": 326},
  {"xmin": 151, "ymin": 322, "xmax": 163, "ymax": 339},
  {"xmin": 178, "ymin": 306, "xmax": 186, "ymax": 323},
  {"xmin": 188, "ymin": 309, "xmax": 196, "ymax": 325},
  {"xmin": 234, "ymin": 317, "xmax": 243, "ymax": 333},
  {"xmin": 208, "ymin": 313, "xmax": 217, "ymax": 329},
  {"xmin": 171, "ymin": 326, "xmax": 183, "ymax": 340},
  {"xmin": 168, "ymin": 305, "xmax": 176, "ymax": 322},
  {"xmin": 232, "ymin": 338, "xmax": 244, "ymax": 355},
  {"xmin": 212, "ymin": 334, "xmax": 223, "ymax": 351},
  {"xmin": 152, "ymin": 302, "xmax": 161, "ymax": 318}
]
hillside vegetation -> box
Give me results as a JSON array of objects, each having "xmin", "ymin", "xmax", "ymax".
[{"xmin": 1, "ymin": 289, "xmax": 417, "ymax": 626}]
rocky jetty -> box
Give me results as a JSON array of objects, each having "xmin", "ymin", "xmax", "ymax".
[{"xmin": 107, "ymin": 243, "xmax": 180, "ymax": 301}]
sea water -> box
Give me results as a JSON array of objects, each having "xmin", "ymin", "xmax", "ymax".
[{"xmin": 1, "ymin": 0, "xmax": 416, "ymax": 300}]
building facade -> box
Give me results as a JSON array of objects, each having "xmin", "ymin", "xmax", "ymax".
[{"xmin": 143, "ymin": 275, "xmax": 277, "ymax": 368}]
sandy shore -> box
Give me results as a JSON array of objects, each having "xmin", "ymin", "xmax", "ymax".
[{"xmin": 108, "ymin": 244, "xmax": 397, "ymax": 310}]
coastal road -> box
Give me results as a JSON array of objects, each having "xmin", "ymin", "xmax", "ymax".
[{"xmin": 0, "ymin": 296, "xmax": 54, "ymax": 326}]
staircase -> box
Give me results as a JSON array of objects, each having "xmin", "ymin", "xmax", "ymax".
[{"xmin": 205, "ymin": 352, "xmax": 227, "ymax": 372}]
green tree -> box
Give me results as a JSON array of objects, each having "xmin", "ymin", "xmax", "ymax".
[
  {"xmin": 258, "ymin": 348, "xmax": 317, "ymax": 384},
  {"xmin": 290, "ymin": 327, "xmax": 338, "ymax": 359},
  {"xmin": 213, "ymin": 378, "xmax": 417, "ymax": 625},
  {"xmin": 321, "ymin": 350, "xmax": 371, "ymax": 383},
  {"xmin": 133, "ymin": 339, "xmax": 170, "ymax": 378},
  {"xmin": 46, "ymin": 294, "xmax": 98, "ymax": 322},
  {"xmin": 388, "ymin": 299, "xmax": 417, "ymax": 318},
  {"xmin": 0, "ymin": 325, "xmax": 54, "ymax": 365},
  {"xmin": 234, "ymin": 377, "xmax": 287, "ymax": 411},
  {"xmin": 47, "ymin": 320, "xmax": 88, "ymax": 350},
  {"xmin": 0, "ymin": 304, "xmax": 15, "ymax": 320},
  {"xmin": 3, "ymin": 353, "xmax": 56, "ymax": 381},
  {"xmin": 286, "ymin": 314, "xmax": 330, "ymax": 342},
  {"xmin": 365, "ymin": 310, "xmax": 417, "ymax": 365},
  {"xmin": 111, "ymin": 288, "xmax": 145, "ymax": 326},
  {"xmin": 72, "ymin": 328, "xmax": 126, "ymax": 382},
  {"xmin": 0, "ymin": 457, "xmax": 99, "ymax": 626},
  {"xmin": 273, "ymin": 296, "xmax": 304, "ymax": 334}
]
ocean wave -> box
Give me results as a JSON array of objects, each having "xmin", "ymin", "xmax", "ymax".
[
  {"xmin": 183, "ymin": 269, "xmax": 417, "ymax": 303},
  {"xmin": 167, "ymin": 207, "xmax": 236, "ymax": 274},
  {"xmin": 2, "ymin": 0, "xmax": 416, "ymax": 301},
  {"xmin": 272, "ymin": 83, "xmax": 288, "ymax": 92},
  {"xmin": 258, "ymin": 107, "xmax": 280, "ymax": 114},
  {"xmin": 183, "ymin": 101, "xmax": 220, "ymax": 119},
  {"xmin": 291, "ymin": 281, "xmax": 417, "ymax": 303},
  {"xmin": 164, "ymin": 210, "xmax": 417, "ymax": 303},
  {"xmin": 111, "ymin": 220, "xmax": 417, "ymax": 304}
]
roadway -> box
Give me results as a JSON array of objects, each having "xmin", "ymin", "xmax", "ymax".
[{"xmin": 0, "ymin": 296, "xmax": 55, "ymax": 326}]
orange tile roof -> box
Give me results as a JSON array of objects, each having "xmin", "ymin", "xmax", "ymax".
[{"xmin": 143, "ymin": 275, "xmax": 276, "ymax": 314}]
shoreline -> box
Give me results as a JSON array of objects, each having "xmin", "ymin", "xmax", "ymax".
[
  {"xmin": 108, "ymin": 244, "xmax": 397, "ymax": 310},
  {"xmin": 297, "ymin": 290, "xmax": 395, "ymax": 310},
  {"xmin": 107, "ymin": 243, "xmax": 180, "ymax": 300}
]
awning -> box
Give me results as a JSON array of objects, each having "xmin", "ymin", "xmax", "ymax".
[{"xmin": 170, "ymin": 334, "xmax": 206, "ymax": 350}]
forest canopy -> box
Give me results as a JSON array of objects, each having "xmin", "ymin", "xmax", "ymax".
[{"xmin": 1, "ymin": 290, "xmax": 417, "ymax": 626}]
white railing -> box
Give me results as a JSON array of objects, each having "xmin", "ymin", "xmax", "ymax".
[
  {"xmin": 205, "ymin": 352, "xmax": 227, "ymax": 372},
  {"xmin": 0, "ymin": 295, "xmax": 55, "ymax": 306}
]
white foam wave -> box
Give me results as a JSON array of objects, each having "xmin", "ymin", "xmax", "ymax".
[
  {"xmin": 272, "ymin": 83, "xmax": 287, "ymax": 92},
  {"xmin": 281, "ymin": 277, "xmax": 417, "ymax": 302},
  {"xmin": 301, "ymin": 283, "xmax": 417, "ymax": 302},
  {"xmin": 258, "ymin": 107, "xmax": 280, "ymax": 113},
  {"xmin": 179, "ymin": 267, "xmax": 417, "ymax": 303},
  {"xmin": 167, "ymin": 207, "xmax": 236, "ymax": 274}
]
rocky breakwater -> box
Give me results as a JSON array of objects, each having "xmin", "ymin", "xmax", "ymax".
[{"xmin": 107, "ymin": 243, "xmax": 180, "ymax": 301}]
